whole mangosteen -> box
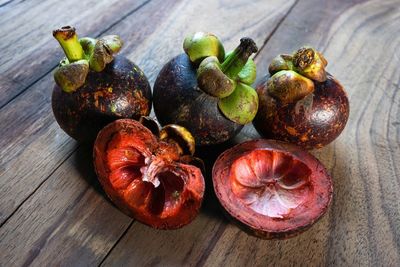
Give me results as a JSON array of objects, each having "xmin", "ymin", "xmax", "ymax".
[
  {"xmin": 51, "ymin": 26, "xmax": 151, "ymax": 143},
  {"xmin": 253, "ymin": 47, "xmax": 349, "ymax": 149},
  {"xmin": 153, "ymin": 32, "xmax": 259, "ymax": 146}
]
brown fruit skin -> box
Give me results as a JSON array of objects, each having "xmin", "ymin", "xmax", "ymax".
[
  {"xmin": 52, "ymin": 55, "xmax": 151, "ymax": 143},
  {"xmin": 153, "ymin": 54, "xmax": 243, "ymax": 146},
  {"xmin": 212, "ymin": 139, "xmax": 333, "ymax": 239},
  {"xmin": 253, "ymin": 73, "xmax": 349, "ymax": 149}
]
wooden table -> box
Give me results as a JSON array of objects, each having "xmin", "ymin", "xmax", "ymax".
[{"xmin": 1, "ymin": 0, "xmax": 399, "ymax": 266}]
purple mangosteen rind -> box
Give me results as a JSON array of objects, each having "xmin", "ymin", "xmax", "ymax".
[
  {"xmin": 51, "ymin": 26, "xmax": 152, "ymax": 143},
  {"xmin": 253, "ymin": 46, "xmax": 349, "ymax": 149},
  {"xmin": 153, "ymin": 53, "xmax": 243, "ymax": 146},
  {"xmin": 52, "ymin": 55, "xmax": 151, "ymax": 143},
  {"xmin": 253, "ymin": 73, "xmax": 349, "ymax": 149},
  {"xmin": 153, "ymin": 33, "xmax": 260, "ymax": 146}
]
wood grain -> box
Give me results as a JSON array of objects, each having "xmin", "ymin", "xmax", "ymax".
[
  {"xmin": 0, "ymin": 0, "xmax": 296, "ymax": 265},
  {"xmin": 0, "ymin": 146, "xmax": 132, "ymax": 266},
  {"xmin": 103, "ymin": 0, "xmax": 400, "ymax": 266},
  {"xmin": 0, "ymin": 0, "xmax": 151, "ymax": 108}
]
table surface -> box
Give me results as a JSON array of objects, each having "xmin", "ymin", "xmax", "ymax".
[{"xmin": 1, "ymin": 0, "xmax": 399, "ymax": 266}]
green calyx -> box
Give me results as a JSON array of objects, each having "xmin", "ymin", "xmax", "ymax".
[
  {"xmin": 267, "ymin": 46, "xmax": 328, "ymax": 104},
  {"xmin": 197, "ymin": 56, "xmax": 237, "ymax": 98},
  {"xmin": 267, "ymin": 70, "xmax": 314, "ymax": 104},
  {"xmin": 183, "ymin": 32, "xmax": 225, "ymax": 63},
  {"xmin": 218, "ymin": 82, "xmax": 259, "ymax": 125},
  {"xmin": 54, "ymin": 59, "xmax": 89, "ymax": 93},
  {"xmin": 53, "ymin": 26, "xmax": 123, "ymax": 93},
  {"xmin": 292, "ymin": 47, "xmax": 327, "ymax": 82},
  {"xmin": 186, "ymin": 34, "xmax": 258, "ymax": 125}
]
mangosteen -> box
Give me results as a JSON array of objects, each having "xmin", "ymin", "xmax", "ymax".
[
  {"xmin": 93, "ymin": 118, "xmax": 205, "ymax": 229},
  {"xmin": 253, "ymin": 47, "xmax": 349, "ymax": 149},
  {"xmin": 153, "ymin": 32, "xmax": 259, "ymax": 146},
  {"xmin": 51, "ymin": 26, "xmax": 151, "ymax": 143},
  {"xmin": 212, "ymin": 139, "xmax": 333, "ymax": 239}
]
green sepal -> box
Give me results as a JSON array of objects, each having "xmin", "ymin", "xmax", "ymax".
[
  {"xmin": 79, "ymin": 35, "xmax": 123, "ymax": 72},
  {"xmin": 268, "ymin": 54, "xmax": 293, "ymax": 75},
  {"xmin": 218, "ymin": 82, "xmax": 259, "ymax": 124},
  {"xmin": 183, "ymin": 32, "xmax": 225, "ymax": 63},
  {"xmin": 237, "ymin": 58, "xmax": 256, "ymax": 85},
  {"xmin": 197, "ymin": 56, "xmax": 236, "ymax": 98},
  {"xmin": 79, "ymin": 37, "xmax": 96, "ymax": 59},
  {"xmin": 267, "ymin": 70, "xmax": 314, "ymax": 104},
  {"xmin": 292, "ymin": 46, "xmax": 327, "ymax": 82},
  {"xmin": 54, "ymin": 59, "xmax": 89, "ymax": 93},
  {"xmin": 101, "ymin": 35, "xmax": 123, "ymax": 54},
  {"xmin": 224, "ymin": 50, "xmax": 256, "ymax": 85}
]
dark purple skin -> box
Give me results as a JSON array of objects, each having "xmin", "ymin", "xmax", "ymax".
[
  {"xmin": 253, "ymin": 73, "xmax": 349, "ymax": 149},
  {"xmin": 52, "ymin": 55, "xmax": 151, "ymax": 143},
  {"xmin": 153, "ymin": 54, "xmax": 243, "ymax": 146}
]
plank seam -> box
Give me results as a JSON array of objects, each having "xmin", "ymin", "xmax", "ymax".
[
  {"xmin": 194, "ymin": 221, "xmax": 228, "ymax": 267},
  {"xmin": 0, "ymin": 145, "xmax": 79, "ymax": 229},
  {"xmin": 254, "ymin": 0, "xmax": 300, "ymax": 61},
  {"xmin": 0, "ymin": 0, "xmax": 14, "ymax": 8},
  {"xmin": 98, "ymin": 220, "xmax": 135, "ymax": 266}
]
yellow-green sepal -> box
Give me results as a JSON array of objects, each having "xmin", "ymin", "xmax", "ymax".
[
  {"xmin": 197, "ymin": 56, "xmax": 236, "ymax": 98},
  {"xmin": 267, "ymin": 70, "xmax": 314, "ymax": 104},
  {"xmin": 54, "ymin": 59, "xmax": 89, "ymax": 93},
  {"xmin": 218, "ymin": 82, "xmax": 259, "ymax": 124},
  {"xmin": 237, "ymin": 58, "xmax": 256, "ymax": 85},
  {"xmin": 292, "ymin": 46, "xmax": 327, "ymax": 82},
  {"xmin": 183, "ymin": 32, "xmax": 225, "ymax": 64},
  {"xmin": 225, "ymin": 51, "xmax": 256, "ymax": 85}
]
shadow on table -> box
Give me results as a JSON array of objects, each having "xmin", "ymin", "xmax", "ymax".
[{"xmin": 73, "ymin": 143, "xmax": 109, "ymax": 200}]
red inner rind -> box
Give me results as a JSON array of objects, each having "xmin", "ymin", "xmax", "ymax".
[
  {"xmin": 212, "ymin": 139, "xmax": 332, "ymax": 236},
  {"xmin": 230, "ymin": 149, "xmax": 312, "ymax": 219},
  {"xmin": 93, "ymin": 119, "xmax": 205, "ymax": 229}
]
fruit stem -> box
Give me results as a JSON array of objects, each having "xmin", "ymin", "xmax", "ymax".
[
  {"xmin": 220, "ymin": 37, "xmax": 258, "ymax": 79},
  {"xmin": 53, "ymin": 26, "xmax": 84, "ymax": 62}
]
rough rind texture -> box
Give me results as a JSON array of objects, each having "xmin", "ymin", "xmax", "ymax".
[
  {"xmin": 253, "ymin": 73, "xmax": 349, "ymax": 149},
  {"xmin": 153, "ymin": 53, "xmax": 243, "ymax": 146},
  {"xmin": 52, "ymin": 55, "xmax": 151, "ymax": 143},
  {"xmin": 212, "ymin": 139, "xmax": 333, "ymax": 239},
  {"xmin": 93, "ymin": 119, "xmax": 205, "ymax": 229}
]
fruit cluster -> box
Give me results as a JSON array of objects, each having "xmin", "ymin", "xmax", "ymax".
[{"xmin": 52, "ymin": 27, "xmax": 349, "ymax": 239}]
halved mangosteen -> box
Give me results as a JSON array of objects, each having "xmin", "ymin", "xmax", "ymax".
[
  {"xmin": 212, "ymin": 139, "xmax": 332, "ymax": 239},
  {"xmin": 93, "ymin": 118, "xmax": 205, "ymax": 229}
]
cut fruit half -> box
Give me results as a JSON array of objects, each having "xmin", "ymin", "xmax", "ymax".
[
  {"xmin": 94, "ymin": 119, "xmax": 205, "ymax": 229},
  {"xmin": 212, "ymin": 139, "xmax": 332, "ymax": 239}
]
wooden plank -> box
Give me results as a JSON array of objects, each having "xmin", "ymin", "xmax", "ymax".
[
  {"xmin": 0, "ymin": 146, "xmax": 132, "ymax": 266},
  {"xmin": 102, "ymin": 0, "xmax": 400, "ymax": 266},
  {"xmin": 0, "ymin": 0, "xmax": 150, "ymax": 108},
  {"xmin": 0, "ymin": 0, "xmax": 296, "ymax": 265}
]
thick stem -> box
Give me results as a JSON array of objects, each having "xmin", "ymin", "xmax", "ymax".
[
  {"xmin": 220, "ymin": 37, "xmax": 258, "ymax": 79},
  {"xmin": 53, "ymin": 26, "xmax": 84, "ymax": 62}
]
